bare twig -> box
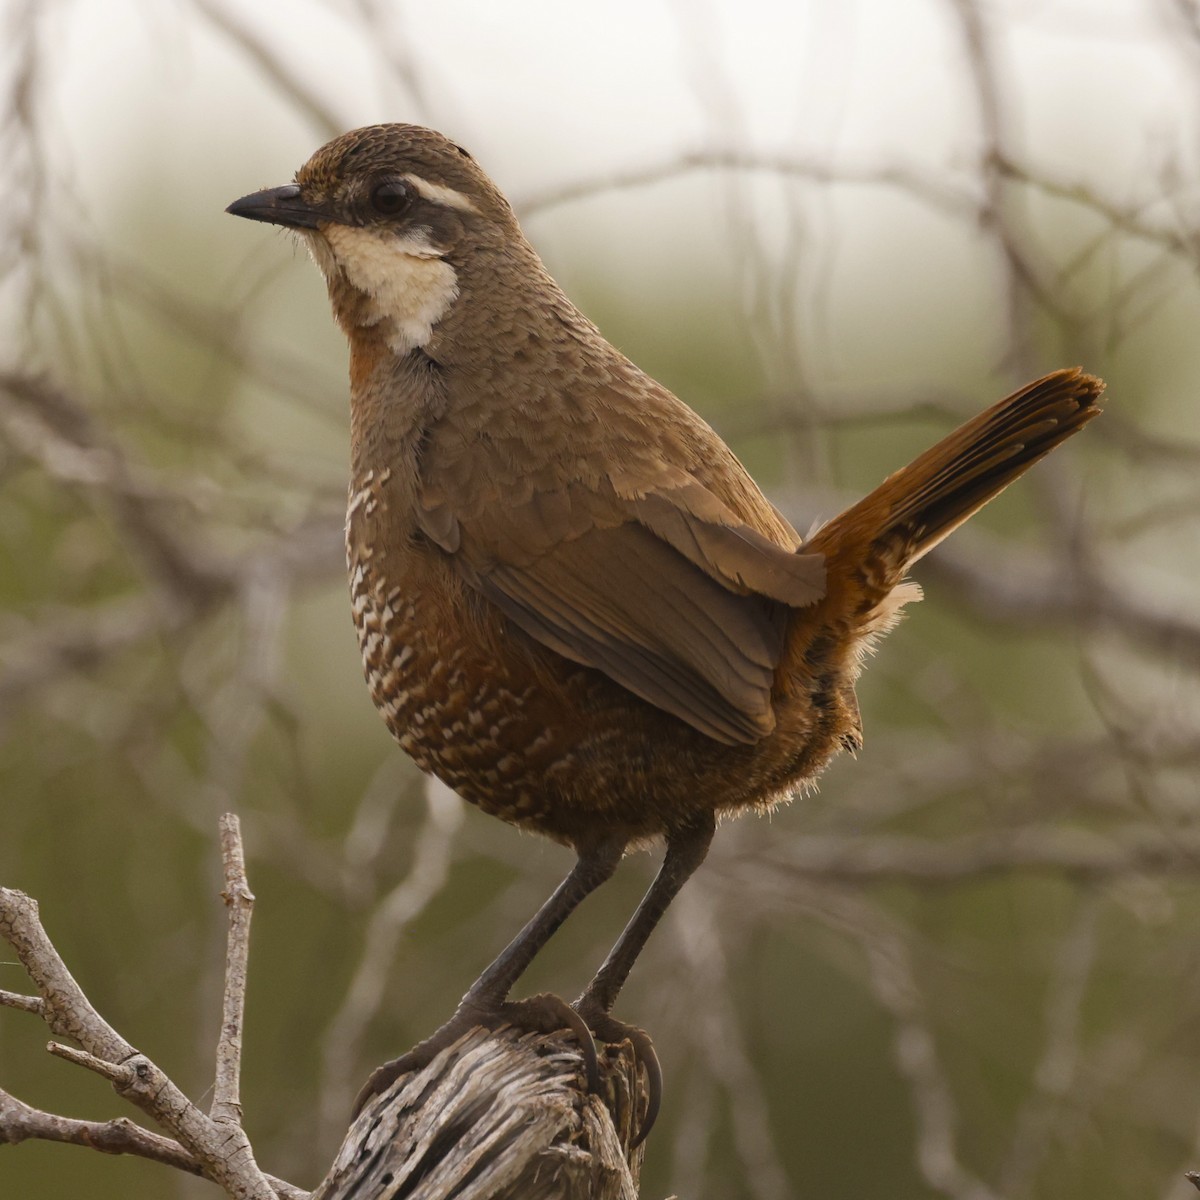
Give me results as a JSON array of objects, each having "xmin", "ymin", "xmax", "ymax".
[
  {"xmin": 0, "ymin": 990, "xmax": 44, "ymax": 1015},
  {"xmin": 213, "ymin": 813, "xmax": 256, "ymax": 1125},
  {"xmin": 0, "ymin": 1086, "xmax": 307, "ymax": 1200},
  {"xmin": 0, "ymin": 1085, "xmax": 201, "ymax": 1175},
  {"xmin": 0, "ymin": 883, "xmax": 280, "ymax": 1200}
]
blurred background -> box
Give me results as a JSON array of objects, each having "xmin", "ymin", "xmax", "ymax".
[{"xmin": 2, "ymin": 0, "xmax": 1199, "ymax": 1197}]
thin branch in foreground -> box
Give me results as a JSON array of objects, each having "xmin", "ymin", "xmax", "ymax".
[
  {"xmin": 0, "ymin": 990, "xmax": 43, "ymax": 1015},
  {"xmin": 0, "ymin": 1085, "xmax": 203, "ymax": 1176},
  {"xmin": 0, "ymin": 1086, "xmax": 307, "ymax": 1200},
  {"xmin": 213, "ymin": 812, "xmax": 256, "ymax": 1125},
  {"xmin": 0, "ymin": 826, "xmax": 284, "ymax": 1200}
]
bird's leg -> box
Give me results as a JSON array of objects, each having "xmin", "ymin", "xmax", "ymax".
[
  {"xmin": 579, "ymin": 812, "xmax": 715, "ymax": 1015},
  {"xmin": 460, "ymin": 835, "xmax": 625, "ymax": 1010},
  {"xmin": 353, "ymin": 836, "xmax": 624, "ymax": 1114},
  {"xmin": 575, "ymin": 811, "xmax": 716, "ymax": 1145}
]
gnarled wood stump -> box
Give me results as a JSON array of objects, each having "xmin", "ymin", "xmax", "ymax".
[{"xmin": 314, "ymin": 1025, "xmax": 649, "ymax": 1200}]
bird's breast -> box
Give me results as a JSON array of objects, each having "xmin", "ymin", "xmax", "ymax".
[{"xmin": 344, "ymin": 466, "xmax": 578, "ymax": 830}]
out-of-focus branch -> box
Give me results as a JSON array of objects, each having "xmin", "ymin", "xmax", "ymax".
[
  {"xmin": 0, "ymin": 364, "xmax": 346, "ymax": 726},
  {"xmin": 0, "ymin": 371, "xmax": 228, "ymax": 605},
  {"xmin": 515, "ymin": 150, "xmax": 979, "ymax": 220},
  {"xmin": 188, "ymin": 0, "xmax": 342, "ymax": 138},
  {"xmin": 921, "ymin": 542, "xmax": 1200, "ymax": 672},
  {"xmin": 665, "ymin": 887, "xmax": 791, "ymax": 1200},
  {"xmin": 317, "ymin": 779, "xmax": 463, "ymax": 1125},
  {"xmin": 993, "ymin": 154, "xmax": 1197, "ymax": 261},
  {"xmin": 793, "ymin": 884, "xmax": 1002, "ymax": 1200},
  {"xmin": 945, "ymin": 0, "xmax": 1057, "ymax": 358},
  {"xmin": 723, "ymin": 824, "xmax": 1200, "ymax": 887},
  {"xmin": 999, "ymin": 898, "xmax": 1099, "ymax": 1198},
  {"xmin": 0, "ymin": 594, "xmax": 179, "ymax": 728},
  {"xmin": 348, "ymin": 0, "xmax": 435, "ymax": 119}
]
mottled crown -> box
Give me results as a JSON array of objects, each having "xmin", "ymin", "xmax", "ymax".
[{"xmin": 296, "ymin": 124, "xmax": 510, "ymax": 219}]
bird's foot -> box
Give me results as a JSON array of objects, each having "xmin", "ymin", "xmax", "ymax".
[
  {"xmin": 574, "ymin": 996, "xmax": 662, "ymax": 1148},
  {"xmin": 351, "ymin": 991, "xmax": 599, "ymax": 1116}
]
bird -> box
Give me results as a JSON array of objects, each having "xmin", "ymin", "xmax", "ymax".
[{"xmin": 227, "ymin": 123, "xmax": 1102, "ymax": 1141}]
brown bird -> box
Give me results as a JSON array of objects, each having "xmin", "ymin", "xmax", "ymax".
[{"xmin": 228, "ymin": 123, "xmax": 1102, "ymax": 1140}]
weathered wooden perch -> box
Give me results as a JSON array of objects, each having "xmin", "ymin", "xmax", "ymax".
[{"xmin": 314, "ymin": 1025, "xmax": 647, "ymax": 1200}]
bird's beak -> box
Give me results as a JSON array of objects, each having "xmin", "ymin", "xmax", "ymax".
[{"xmin": 226, "ymin": 184, "xmax": 326, "ymax": 230}]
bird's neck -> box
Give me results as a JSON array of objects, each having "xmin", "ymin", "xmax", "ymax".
[{"xmin": 346, "ymin": 323, "xmax": 444, "ymax": 489}]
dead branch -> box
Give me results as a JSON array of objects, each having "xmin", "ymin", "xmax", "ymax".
[
  {"xmin": 0, "ymin": 818, "xmax": 650, "ymax": 1200},
  {"xmin": 213, "ymin": 813, "xmax": 256, "ymax": 1125},
  {"xmin": 312, "ymin": 1026, "xmax": 644, "ymax": 1200},
  {"xmin": 0, "ymin": 857, "xmax": 281, "ymax": 1198}
]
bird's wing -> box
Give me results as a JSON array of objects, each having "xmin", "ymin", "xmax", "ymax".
[{"xmin": 416, "ymin": 477, "xmax": 825, "ymax": 745}]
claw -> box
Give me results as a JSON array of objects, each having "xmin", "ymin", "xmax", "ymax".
[
  {"xmin": 505, "ymin": 992, "xmax": 600, "ymax": 1093},
  {"xmin": 351, "ymin": 992, "xmax": 601, "ymax": 1117},
  {"xmin": 624, "ymin": 1028, "xmax": 662, "ymax": 1149},
  {"xmin": 574, "ymin": 1000, "xmax": 662, "ymax": 1148}
]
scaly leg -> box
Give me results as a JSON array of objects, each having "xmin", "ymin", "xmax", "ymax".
[
  {"xmin": 576, "ymin": 811, "xmax": 716, "ymax": 1144},
  {"xmin": 354, "ymin": 836, "xmax": 625, "ymax": 1113}
]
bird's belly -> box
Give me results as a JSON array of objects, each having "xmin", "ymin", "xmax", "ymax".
[{"xmin": 349, "ymin": 547, "xmax": 851, "ymax": 847}]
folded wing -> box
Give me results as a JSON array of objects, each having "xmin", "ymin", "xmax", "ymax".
[{"xmin": 418, "ymin": 479, "xmax": 825, "ymax": 745}]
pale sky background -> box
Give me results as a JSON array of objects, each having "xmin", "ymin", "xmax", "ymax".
[
  {"xmin": 5, "ymin": 0, "xmax": 1189, "ymax": 383},
  {"xmin": 12, "ymin": 0, "xmax": 1196, "ymax": 431},
  {"xmin": 45, "ymin": 0, "xmax": 1189, "ymax": 183}
]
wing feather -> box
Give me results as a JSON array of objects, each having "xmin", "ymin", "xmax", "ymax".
[{"xmin": 417, "ymin": 476, "xmax": 825, "ymax": 744}]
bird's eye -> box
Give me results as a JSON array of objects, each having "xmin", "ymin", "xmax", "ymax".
[{"xmin": 369, "ymin": 180, "xmax": 411, "ymax": 216}]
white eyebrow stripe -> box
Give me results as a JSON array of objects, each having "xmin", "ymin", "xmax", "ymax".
[{"xmin": 402, "ymin": 174, "xmax": 479, "ymax": 213}]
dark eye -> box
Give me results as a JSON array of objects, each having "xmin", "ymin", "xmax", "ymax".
[{"xmin": 369, "ymin": 179, "xmax": 411, "ymax": 216}]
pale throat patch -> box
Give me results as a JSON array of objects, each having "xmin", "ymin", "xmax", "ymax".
[{"xmin": 307, "ymin": 223, "xmax": 459, "ymax": 354}]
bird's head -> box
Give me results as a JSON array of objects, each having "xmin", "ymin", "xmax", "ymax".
[{"xmin": 227, "ymin": 124, "xmax": 530, "ymax": 355}]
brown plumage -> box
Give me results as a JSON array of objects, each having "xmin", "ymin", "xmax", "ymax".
[{"xmin": 228, "ymin": 124, "xmax": 1103, "ymax": 1138}]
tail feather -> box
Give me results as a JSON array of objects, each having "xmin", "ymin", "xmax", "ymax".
[{"xmin": 809, "ymin": 368, "xmax": 1103, "ymax": 587}]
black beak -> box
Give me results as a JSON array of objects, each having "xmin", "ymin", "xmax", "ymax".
[{"xmin": 226, "ymin": 184, "xmax": 325, "ymax": 230}]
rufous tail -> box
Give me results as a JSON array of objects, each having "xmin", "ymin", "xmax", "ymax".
[{"xmin": 808, "ymin": 368, "xmax": 1104, "ymax": 595}]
